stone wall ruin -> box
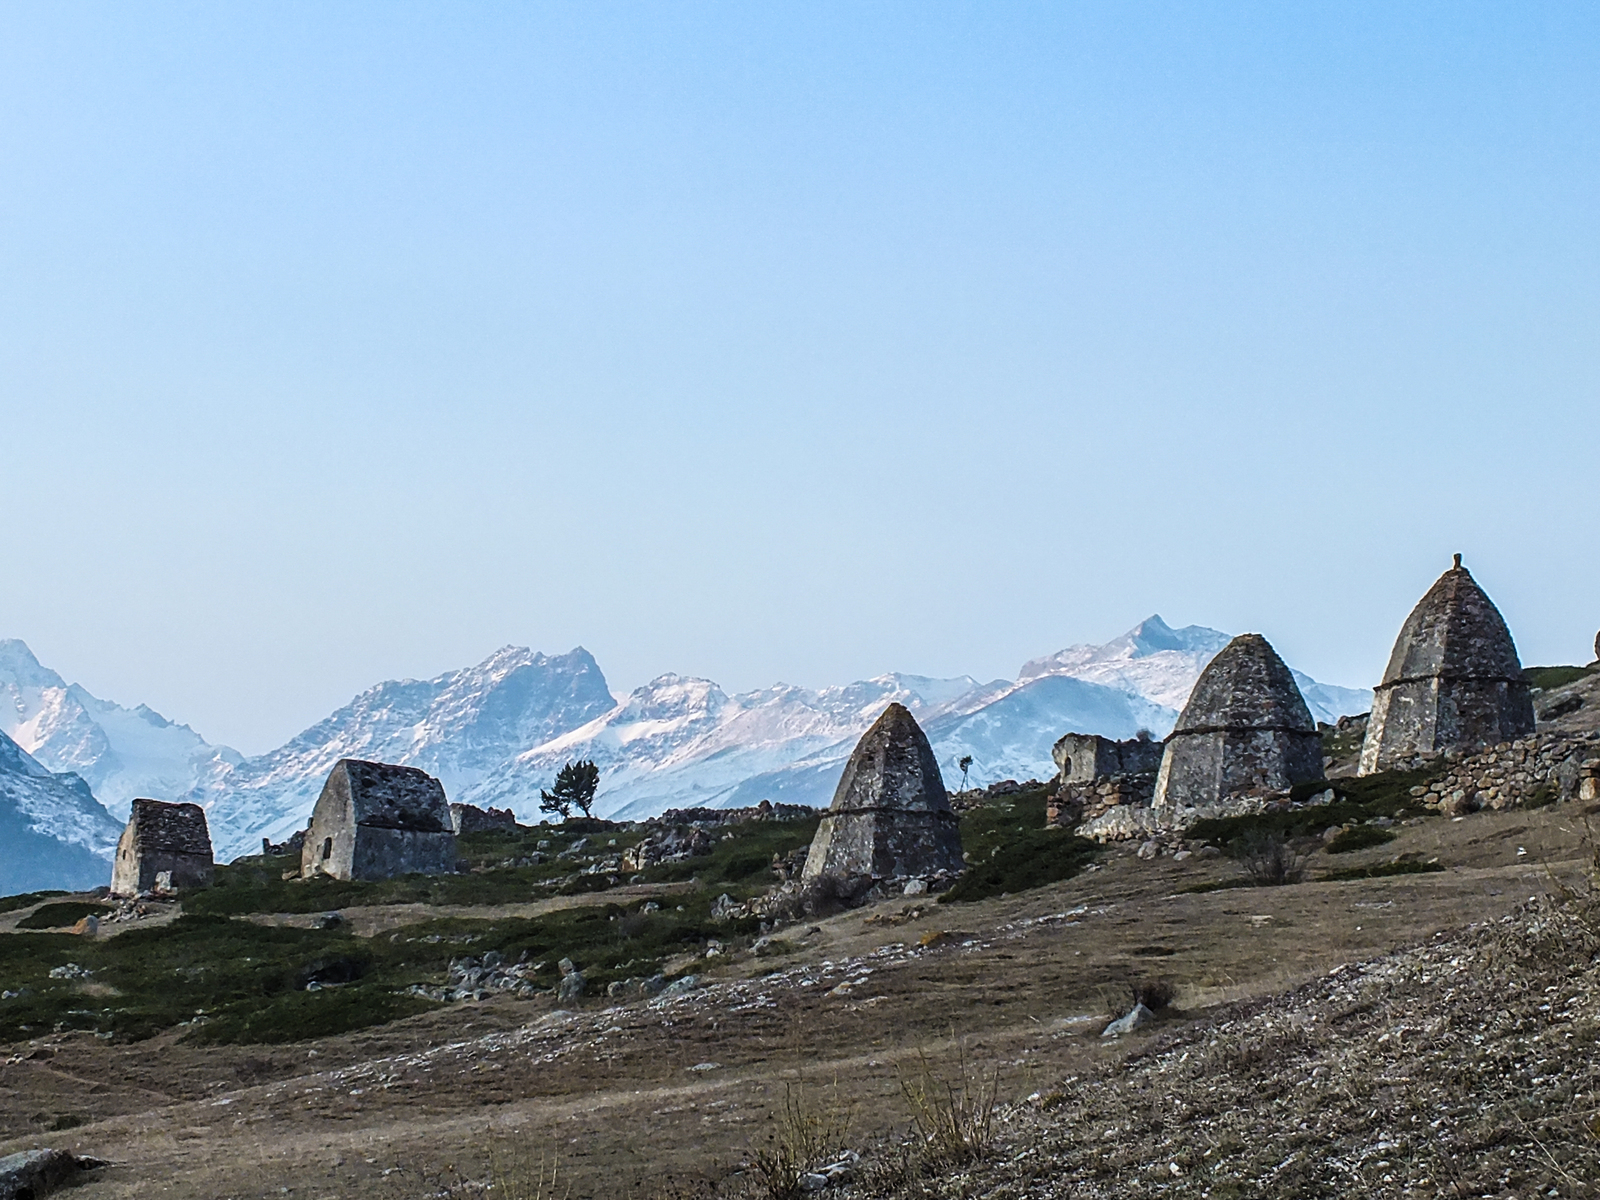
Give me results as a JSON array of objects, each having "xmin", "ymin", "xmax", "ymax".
[{"xmin": 110, "ymin": 798, "xmax": 214, "ymax": 897}]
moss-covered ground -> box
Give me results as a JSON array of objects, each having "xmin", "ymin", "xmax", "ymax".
[
  {"xmin": 942, "ymin": 784, "xmax": 1099, "ymax": 903},
  {"xmin": 1187, "ymin": 764, "xmax": 1442, "ymax": 850},
  {"xmin": 0, "ymin": 815, "xmax": 819, "ymax": 1047}
]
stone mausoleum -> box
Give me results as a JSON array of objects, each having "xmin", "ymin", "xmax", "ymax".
[
  {"xmin": 1359, "ymin": 555, "xmax": 1536, "ymax": 775},
  {"xmin": 110, "ymin": 798, "xmax": 215, "ymax": 897},
  {"xmin": 301, "ymin": 759, "xmax": 457, "ymax": 882},
  {"xmin": 802, "ymin": 703, "xmax": 964, "ymax": 885},
  {"xmin": 1153, "ymin": 633, "xmax": 1324, "ymax": 808}
]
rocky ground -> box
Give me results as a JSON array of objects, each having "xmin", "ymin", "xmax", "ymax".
[{"xmin": 0, "ymin": 797, "xmax": 1593, "ymax": 1198}]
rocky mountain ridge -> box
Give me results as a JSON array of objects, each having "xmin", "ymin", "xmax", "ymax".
[
  {"xmin": 0, "ymin": 728, "xmax": 123, "ymax": 894},
  {"xmin": 1, "ymin": 619, "xmax": 1371, "ymax": 863}
]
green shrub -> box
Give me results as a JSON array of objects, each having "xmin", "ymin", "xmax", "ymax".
[
  {"xmin": 1524, "ymin": 665, "xmax": 1595, "ymax": 691},
  {"xmin": 1190, "ymin": 765, "xmax": 1441, "ymax": 850},
  {"xmin": 941, "ymin": 830, "xmax": 1098, "ymax": 903},
  {"xmin": 16, "ymin": 902, "xmax": 111, "ymax": 929},
  {"xmin": 1320, "ymin": 860, "xmax": 1446, "ymax": 882},
  {"xmin": 1324, "ymin": 825, "xmax": 1397, "ymax": 854},
  {"xmin": 0, "ymin": 890, "xmax": 69, "ymax": 915}
]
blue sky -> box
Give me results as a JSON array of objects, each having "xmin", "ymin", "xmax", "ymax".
[{"xmin": 2, "ymin": 2, "xmax": 1597, "ymax": 754}]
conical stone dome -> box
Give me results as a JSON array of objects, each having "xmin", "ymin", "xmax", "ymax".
[
  {"xmin": 802, "ymin": 703, "xmax": 964, "ymax": 883},
  {"xmin": 1359, "ymin": 557, "xmax": 1534, "ymax": 774},
  {"xmin": 1153, "ymin": 634, "xmax": 1323, "ymax": 808}
]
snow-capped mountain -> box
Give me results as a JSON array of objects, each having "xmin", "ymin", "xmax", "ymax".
[
  {"xmin": 0, "ymin": 729, "xmax": 122, "ymax": 894},
  {"xmin": 463, "ymin": 671, "xmax": 1000, "ymax": 821},
  {"xmin": 7, "ymin": 616, "xmax": 1373, "ymax": 864},
  {"xmin": 186, "ymin": 646, "xmax": 617, "ymax": 856},
  {"xmin": 1017, "ymin": 615, "xmax": 1370, "ymax": 724},
  {"xmin": 0, "ymin": 639, "xmax": 240, "ymax": 820}
]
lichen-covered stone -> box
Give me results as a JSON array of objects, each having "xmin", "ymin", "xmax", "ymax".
[
  {"xmin": 1359, "ymin": 557, "xmax": 1535, "ymax": 775},
  {"xmin": 110, "ymin": 798, "xmax": 214, "ymax": 897},
  {"xmin": 801, "ymin": 703, "xmax": 963, "ymax": 884},
  {"xmin": 302, "ymin": 759, "xmax": 456, "ymax": 881},
  {"xmin": 1153, "ymin": 633, "xmax": 1323, "ymax": 808}
]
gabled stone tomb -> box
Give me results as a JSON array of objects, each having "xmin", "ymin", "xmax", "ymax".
[
  {"xmin": 1153, "ymin": 633, "xmax": 1323, "ymax": 808},
  {"xmin": 110, "ymin": 798, "xmax": 214, "ymax": 897},
  {"xmin": 301, "ymin": 758, "xmax": 456, "ymax": 882},
  {"xmin": 802, "ymin": 703, "xmax": 964, "ymax": 884}
]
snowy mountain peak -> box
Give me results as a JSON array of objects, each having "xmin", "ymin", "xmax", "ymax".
[{"xmin": 0, "ymin": 639, "xmax": 68, "ymax": 690}]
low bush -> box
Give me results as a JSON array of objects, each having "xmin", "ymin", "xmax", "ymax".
[
  {"xmin": 1189, "ymin": 765, "xmax": 1441, "ymax": 851},
  {"xmin": 1320, "ymin": 860, "xmax": 1446, "ymax": 882},
  {"xmin": 1132, "ymin": 978, "xmax": 1176, "ymax": 1010},
  {"xmin": 1232, "ymin": 832, "xmax": 1306, "ymax": 887},
  {"xmin": 1324, "ymin": 825, "xmax": 1397, "ymax": 854},
  {"xmin": 0, "ymin": 890, "xmax": 69, "ymax": 915},
  {"xmin": 16, "ymin": 901, "xmax": 110, "ymax": 929}
]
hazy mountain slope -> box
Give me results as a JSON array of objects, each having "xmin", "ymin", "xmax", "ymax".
[
  {"xmin": 1021, "ymin": 615, "xmax": 1371, "ymax": 724},
  {"xmin": 0, "ymin": 730, "xmax": 122, "ymax": 894},
  {"xmin": 10, "ymin": 615, "xmax": 1372, "ymax": 859},
  {"xmin": 0, "ymin": 639, "xmax": 240, "ymax": 820},
  {"xmin": 465, "ymin": 671, "xmax": 993, "ymax": 821},
  {"xmin": 192, "ymin": 647, "xmax": 618, "ymax": 857}
]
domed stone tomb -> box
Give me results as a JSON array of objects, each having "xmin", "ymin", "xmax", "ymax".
[
  {"xmin": 1358, "ymin": 556, "xmax": 1534, "ymax": 775},
  {"xmin": 1152, "ymin": 633, "xmax": 1323, "ymax": 808},
  {"xmin": 802, "ymin": 703, "xmax": 964, "ymax": 884}
]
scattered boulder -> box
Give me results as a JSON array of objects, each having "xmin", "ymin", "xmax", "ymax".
[
  {"xmin": 0, "ymin": 1149, "xmax": 106, "ymax": 1200},
  {"xmin": 1102, "ymin": 1003, "xmax": 1156, "ymax": 1038},
  {"xmin": 556, "ymin": 958, "xmax": 586, "ymax": 1002}
]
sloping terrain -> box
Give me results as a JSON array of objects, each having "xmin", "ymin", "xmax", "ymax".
[
  {"xmin": 0, "ymin": 732, "xmax": 120, "ymax": 894},
  {"xmin": 0, "ymin": 793, "xmax": 1590, "ymax": 1199}
]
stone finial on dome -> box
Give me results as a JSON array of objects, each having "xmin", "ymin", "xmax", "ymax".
[
  {"xmin": 802, "ymin": 703, "xmax": 964, "ymax": 884},
  {"xmin": 1152, "ymin": 634, "xmax": 1324, "ymax": 808},
  {"xmin": 1358, "ymin": 560, "xmax": 1534, "ymax": 774}
]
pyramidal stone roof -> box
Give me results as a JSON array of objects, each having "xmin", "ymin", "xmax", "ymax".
[
  {"xmin": 801, "ymin": 703, "xmax": 963, "ymax": 883},
  {"xmin": 1171, "ymin": 633, "xmax": 1316, "ymax": 736},
  {"xmin": 1377, "ymin": 556, "xmax": 1523, "ymax": 686},
  {"xmin": 1359, "ymin": 556, "xmax": 1535, "ymax": 773},
  {"xmin": 827, "ymin": 703, "xmax": 952, "ymax": 814}
]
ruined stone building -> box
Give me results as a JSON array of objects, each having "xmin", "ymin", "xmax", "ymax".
[
  {"xmin": 1047, "ymin": 733, "xmax": 1165, "ymax": 828},
  {"xmin": 301, "ymin": 759, "xmax": 456, "ymax": 882},
  {"xmin": 1052, "ymin": 732, "xmax": 1164, "ymax": 784},
  {"xmin": 1153, "ymin": 633, "xmax": 1324, "ymax": 808},
  {"xmin": 802, "ymin": 703, "xmax": 964, "ymax": 884},
  {"xmin": 449, "ymin": 802, "xmax": 518, "ymax": 835},
  {"xmin": 110, "ymin": 798, "xmax": 214, "ymax": 897},
  {"xmin": 1359, "ymin": 556, "xmax": 1536, "ymax": 775}
]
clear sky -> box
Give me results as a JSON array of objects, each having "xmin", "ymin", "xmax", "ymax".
[{"xmin": 2, "ymin": 2, "xmax": 1597, "ymax": 755}]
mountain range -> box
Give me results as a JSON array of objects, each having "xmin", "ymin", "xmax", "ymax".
[
  {"xmin": 1, "ymin": 619, "xmax": 1371, "ymax": 869},
  {"xmin": 0, "ymin": 728, "xmax": 123, "ymax": 894}
]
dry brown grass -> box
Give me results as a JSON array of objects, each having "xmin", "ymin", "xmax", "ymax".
[
  {"xmin": 895, "ymin": 1044, "xmax": 1000, "ymax": 1171},
  {"xmin": 747, "ymin": 1076, "xmax": 854, "ymax": 1200}
]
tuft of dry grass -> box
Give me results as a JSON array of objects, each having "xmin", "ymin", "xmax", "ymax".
[
  {"xmin": 748, "ymin": 1076, "xmax": 854, "ymax": 1200},
  {"xmin": 896, "ymin": 1044, "xmax": 1001, "ymax": 1171}
]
